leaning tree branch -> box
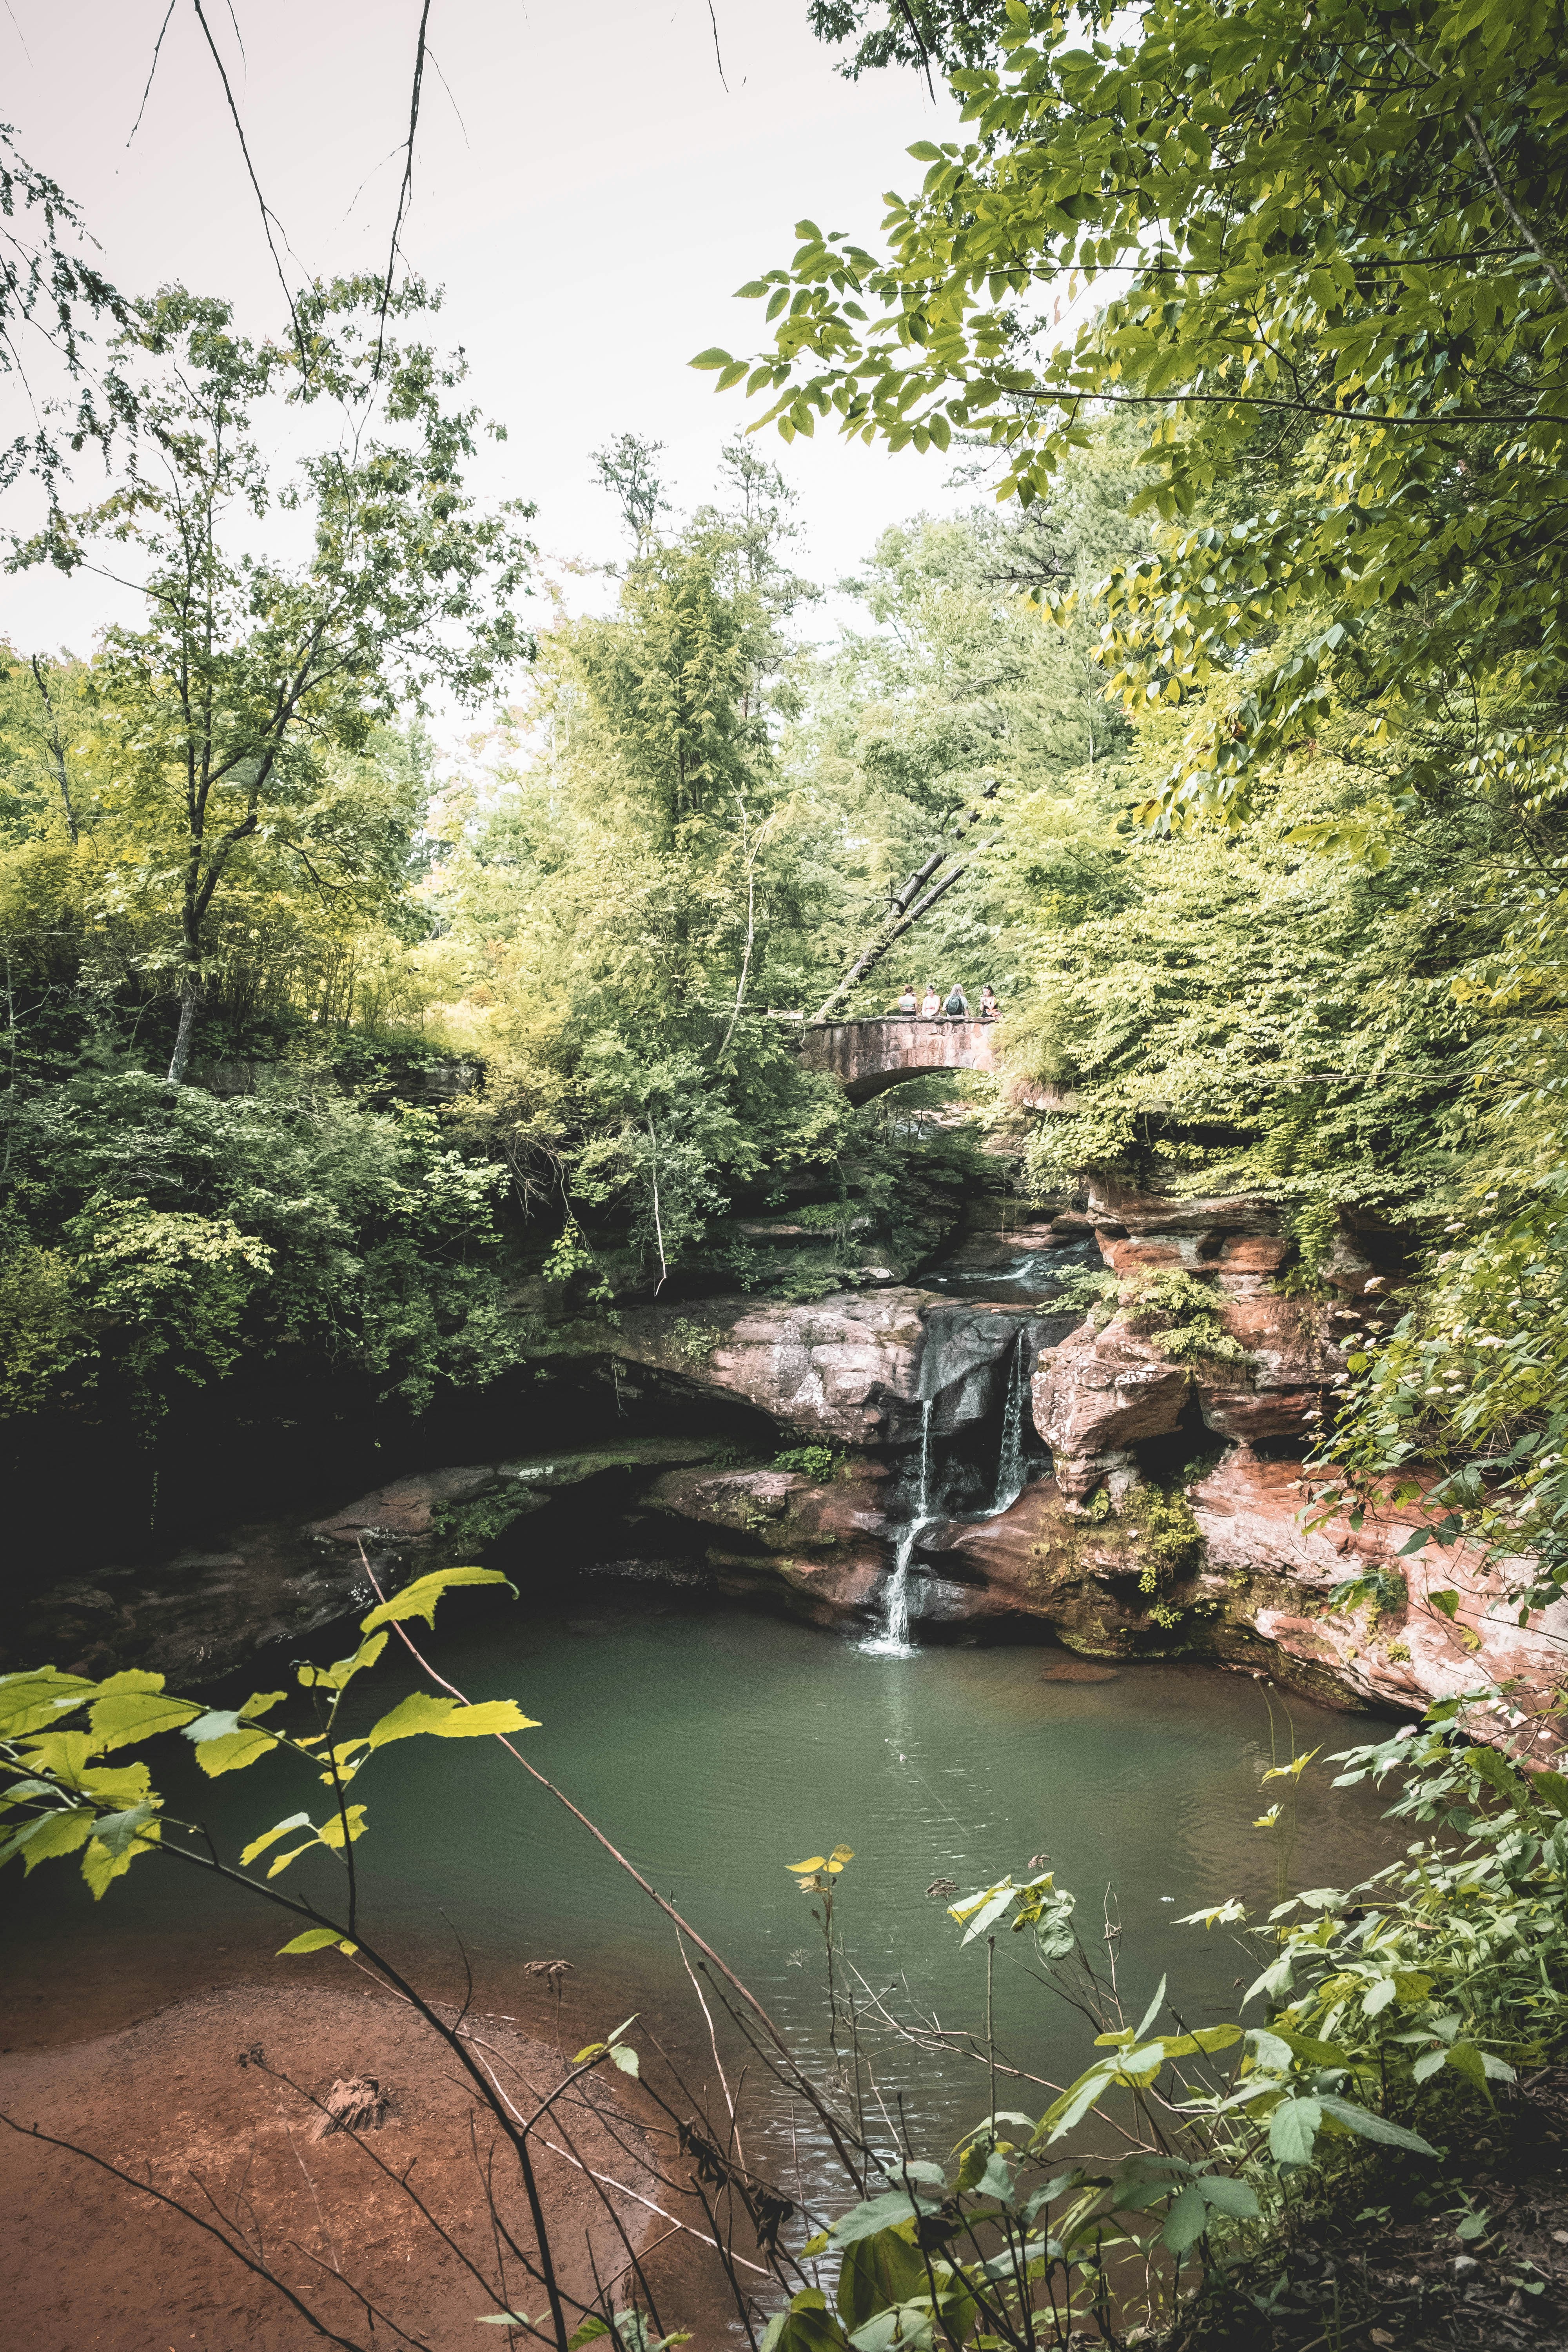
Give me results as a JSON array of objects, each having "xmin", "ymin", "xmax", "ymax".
[{"xmin": 809, "ymin": 780, "xmax": 1002, "ymax": 1025}]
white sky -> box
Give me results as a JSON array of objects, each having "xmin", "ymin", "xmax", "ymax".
[{"xmin": 0, "ymin": 0, "xmax": 973, "ymax": 661}]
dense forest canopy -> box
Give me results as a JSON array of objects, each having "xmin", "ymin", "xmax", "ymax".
[{"xmin": 0, "ymin": 0, "xmax": 1563, "ymax": 1604}]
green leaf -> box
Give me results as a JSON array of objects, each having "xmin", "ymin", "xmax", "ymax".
[
  {"xmin": 836, "ymin": 2225, "xmax": 927, "ymax": 2331},
  {"xmin": 90, "ymin": 1683, "xmax": 202, "ymax": 1748},
  {"xmin": 829, "ymin": 2188, "xmax": 940, "ymax": 2246},
  {"xmin": 1161, "ymin": 2181, "xmax": 1208, "ymax": 2253},
  {"xmin": 83, "ymin": 1813, "xmax": 161, "ymax": 1898},
  {"xmin": 298, "ymin": 1633, "xmax": 388, "ymax": 1691},
  {"xmin": 608, "ymin": 2042, "xmax": 640, "ymax": 2076},
  {"xmin": 90, "ymin": 1799, "xmax": 158, "ymax": 1858},
  {"xmin": 187, "ymin": 1720, "xmax": 279, "ymax": 1777},
  {"xmin": 1264, "ymin": 2024, "xmax": 1354, "ymax": 2069},
  {"xmin": 1428, "ymin": 1590, "xmax": 1461, "ymax": 1621},
  {"xmin": 1197, "ymin": 2175, "xmax": 1261, "ymax": 2219},
  {"xmin": 316, "ymin": 1804, "xmax": 368, "ymax": 1852},
  {"xmin": 276, "ymin": 1928, "xmax": 358, "ymax": 1955},
  {"xmin": 1314, "ymin": 2095, "xmax": 1437, "ymax": 2153},
  {"xmin": 0, "ymin": 1807, "xmax": 94, "ymax": 1872},
  {"xmin": 365, "ymin": 1691, "xmax": 539, "ymax": 1748},
  {"xmin": 358, "ymin": 1567, "xmax": 516, "ymax": 1635},
  {"xmin": 1443, "ymin": 2043, "xmax": 1493, "ymax": 2096},
  {"xmin": 1038, "ymin": 2060, "xmax": 1116, "ymax": 2143},
  {"xmin": 240, "ymin": 1811, "xmax": 312, "ymax": 1867},
  {"xmin": 759, "ymin": 2299, "xmax": 851, "ymax": 2352},
  {"xmin": 0, "ymin": 1667, "xmax": 97, "ymax": 1737},
  {"xmin": 1134, "ymin": 1975, "xmax": 1169, "ymax": 2041},
  {"xmin": 1269, "ymin": 2097, "xmax": 1322, "ymax": 2165},
  {"xmin": 690, "ymin": 348, "xmax": 735, "ymax": 370}
]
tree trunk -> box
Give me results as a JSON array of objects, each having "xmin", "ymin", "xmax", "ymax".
[
  {"xmin": 166, "ymin": 971, "xmax": 201, "ymax": 1085},
  {"xmin": 29, "ymin": 655, "xmax": 79, "ymax": 846}
]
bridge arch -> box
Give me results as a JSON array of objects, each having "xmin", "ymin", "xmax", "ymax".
[{"xmin": 794, "ymin": 1016, "xmax": 1005, "ymax": 1104}]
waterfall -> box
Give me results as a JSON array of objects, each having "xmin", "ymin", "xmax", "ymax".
[
  {"xmin": 862, "ymin": 1398, "xmax": 933, "ymax": 1657},
  {"xmin": 987, "ymin": 1337, "xmax": 1028, "ymax": 1518}
]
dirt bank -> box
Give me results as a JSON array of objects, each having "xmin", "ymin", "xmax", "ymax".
[{"xmin": 0, "ymin": 1980, "xmax": 667, "ymax": 2352}]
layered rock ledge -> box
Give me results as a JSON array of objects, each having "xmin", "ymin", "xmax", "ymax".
[{"xmin": 19, "ymin": 1176, "xmax": 1564, "ymax": 1757}]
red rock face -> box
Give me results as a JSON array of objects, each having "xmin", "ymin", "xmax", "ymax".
[
  {"xmin": 1031, "ymin": 1318, "xmax": 1190, "ymax": 1499},
  {"xmin": 1009, "ymin": 1184, "xmax": 1562, "ymax": 1753}
]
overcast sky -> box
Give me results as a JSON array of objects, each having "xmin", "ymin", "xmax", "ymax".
[{"xmin": 0, "ymin": 0, "xmax": 971, "ymax": 658}]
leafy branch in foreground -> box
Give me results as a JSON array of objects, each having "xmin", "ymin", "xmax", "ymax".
[
  {"xmin": 753, "ymin": 1703, "xmax": 1568, "ymax": 2352},
  {"xmin": 0, "ymin": 1565, "xmax": 595, "ymax": 2347},
  {"xmin": 702, "ymin": 0, "xmax": 1568, "ymax": 838}
]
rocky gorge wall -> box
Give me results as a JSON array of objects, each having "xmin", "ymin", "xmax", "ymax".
[{"xmin": 20, "ymin": 1180, "xmax": 1563, "ymax": 1758}]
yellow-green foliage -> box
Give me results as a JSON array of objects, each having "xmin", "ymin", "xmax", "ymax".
[
  {"xmin": 1123, "ymin": 1484, "xmax": 1205, "ymax": 1591},
  {"xmin": 1121, "ymin": 1268, "xmax": 1250, "ymax": 1366},
  {"xmin": 0, "ymin": 1245, "xmax": 88, "ymax": 1417}
]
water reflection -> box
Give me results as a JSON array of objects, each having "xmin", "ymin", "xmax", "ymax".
[{"xmin": 4, "ymin": 1600, "xmax": 1406, "ymax": 2166}]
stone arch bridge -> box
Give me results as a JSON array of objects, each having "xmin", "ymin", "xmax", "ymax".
[{"xmin": 792, "ymin": 1016, "xmax": 1071, "ymax": 1107}]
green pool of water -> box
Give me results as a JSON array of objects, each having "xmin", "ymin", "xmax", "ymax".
[{"xmin": 6, "ymin": 1594, "xmax": 1406, "ymax": 2160}]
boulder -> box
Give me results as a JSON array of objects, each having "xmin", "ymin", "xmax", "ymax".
[
  {"xmin": 1191, "ymin": 1449, "xmax": 1568, "ymax": 1737},
  {"xmin": 644, "ymin": 1461, "xmax": 893, "ymax": 1628}
]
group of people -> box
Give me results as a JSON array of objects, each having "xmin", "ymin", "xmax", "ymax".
[{"xmin": 894, "ymin": 981, "xmax": 999, "ymax": 1020}]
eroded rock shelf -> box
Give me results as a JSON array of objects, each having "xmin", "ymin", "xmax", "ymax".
[{"xmin": 24, "ymin": 1178, "xmax": 1563, "ymax": 1758}]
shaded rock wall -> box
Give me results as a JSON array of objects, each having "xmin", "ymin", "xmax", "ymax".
[
  {"xmin": 19, "ymin": 1439, "xmax": 724, "ymax": 1683},
  {"xmin": 552, "ymin": 1287, "xmax": 1070, "ymax": 1447}
]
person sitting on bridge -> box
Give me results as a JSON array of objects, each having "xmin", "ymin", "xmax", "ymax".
[
  {"xmin": 979, "ymin": 983, "xmax": 999, "ymax": 1020},
  {"xmin": 896, "ymin": 983, "xmax": 918, "ymax": 1013},
  {"xmin": 920, "ymin": 982, "xmax": 940, "ymax": 1019},
  {"xmin": 944, "ymin": 981, "xmax": 969, "ymax": 1018}
]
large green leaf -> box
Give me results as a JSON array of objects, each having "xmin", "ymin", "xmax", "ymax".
[
  {"xmin": 759, "ymin": 2292, "xmax": 851, "ymax": 2352},
  {"xmin": 1196, "ymin": 2174, "xmax": 1261, "ymax": 2220},
  {"xmin": 0, "ymin": 1807, "xmax": 94, "ymax": 1872},
  {"xmin": 1314, "ymin": 2095, "xmax": 1436, "ymax": 2155},
  {"xmin": 358, "ymin": 1567, "xmax": 517, "ymax": 1635},
  {"xmin": 91, "ymin": 1682, "xmax": 201, "ymax": 1749},
  {"xmin": 364, "ymin": 1691, "xmax": 538, "ymax": 1749},
  {"xmin": 83, "ymin": 1815, "xmax": 160, "ymax": 1898},
  {"xmin": 90, "ymin": 1799, "xmax": 159, "ymax": 1858},
  {"xmin": 0, "ymin": 1668, "xmax": 97, "ymax": 1738},
  {"xmin": 1161, "ymin": 2181, "xmax": 1208, "ymax": 2254},
  {"xmin": 836, "ymin": 2226, "xmax": 928, "ymax": 2332},
  {"xmin": 1268, "ymin": 2097, "xmax": 1323, "ymax": 2165},
  {"xmin": 187, "ymin": 1720, "xmax": 280, "ymax": 1777},
  {"xmin": 829, "ymin": 2187, "xmax": 942, "ymax": 2247},
  {"xmin": 1038, "ymin": 2059, "xmax": 1116, "ymax": 2144}
]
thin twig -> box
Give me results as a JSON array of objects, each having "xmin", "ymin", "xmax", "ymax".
[
  {"xmin": 377, "ymin": 0, "xmax": 434, "ymax": 371},
  {"xmin": 190, "ymin": 0, "xmax": 304, "ymax": 359}
]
